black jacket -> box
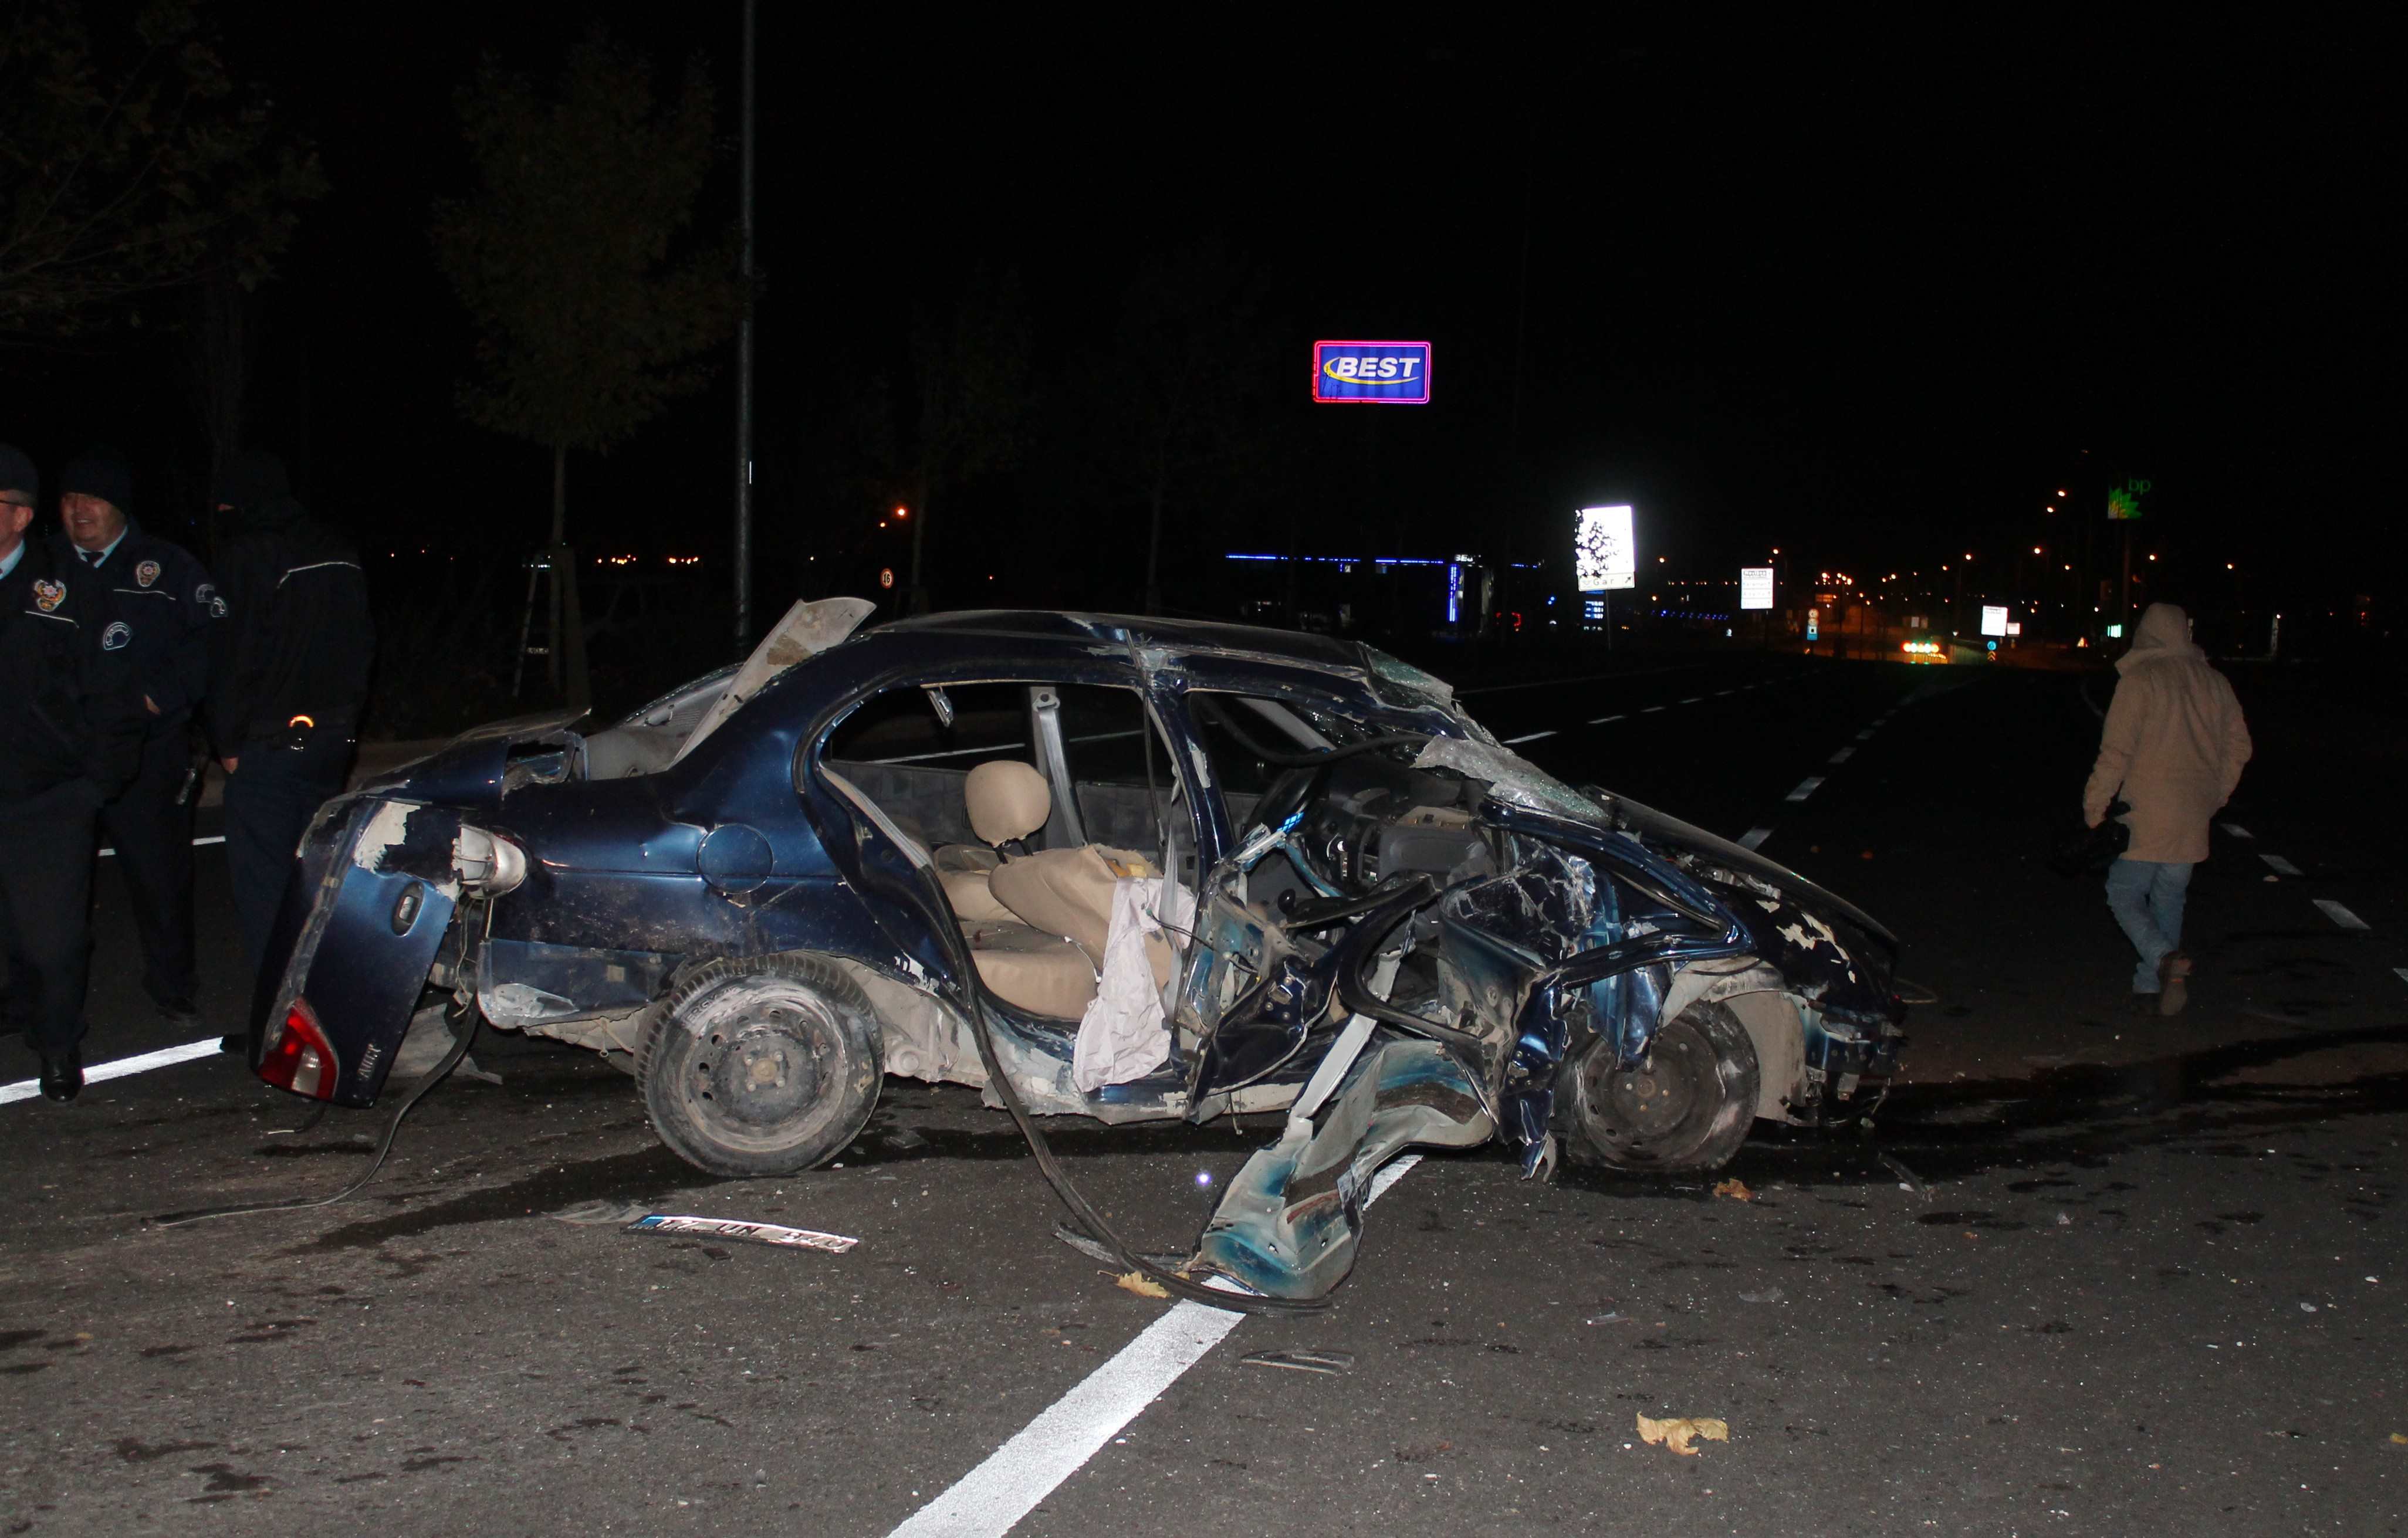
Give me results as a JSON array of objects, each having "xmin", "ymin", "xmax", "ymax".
[
  {"xmin": 52, "ymin": 520, "xmax": 218, "ymax": 741},
  {"xmin": 0, "ymin": 537, "xmax": 146, "ymax": 802},
  {"xmin": 207, "ymin": 495, "xmax": 374, "ymax": 747}
]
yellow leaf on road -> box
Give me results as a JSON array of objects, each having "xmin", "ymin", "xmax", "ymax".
[
  {"xmin": 1113, "ymin": 1271, "xmax": 1169, "ymax": 1299},
  {"xmin": 1637, "ymin": 1414, "xmax": 1730, "ymax": 1455},
  {"xmin": 1712, "ymin": 1178, "xmax": 1753, "ymax": 1202}
]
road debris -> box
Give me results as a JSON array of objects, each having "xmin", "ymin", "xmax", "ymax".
[
  {"xmin": 1878, "ymin": 1152, "xmax": 1928, "ymax": 1198},
  {"xmin": 1636, "ymin": 1414, "xmax": 1730, "ymax": 1455},
  {"xmin": 567, "ymin": 1209, "xmax": 861, "ymax": 1252},
  {"xmin": 1738, "ymin": 1287, "xmax": 1785, "ymax": 1305},
  {"xmin": 1712, "ymin": 1178, "xmax": 1753, "ymax": 1202},
  {"xmin": 1240, "ymin": 1349, "xmax": 1354, "ymax": 1375},
  {"xmin": 1112, "ymin": 1271, "xmax": 1170, "ymax": 1299}
]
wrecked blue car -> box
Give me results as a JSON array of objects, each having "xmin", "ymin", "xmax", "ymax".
[{"xmin": 251, "ymin": 601, "xmax": 1905, "ymax": 1299}]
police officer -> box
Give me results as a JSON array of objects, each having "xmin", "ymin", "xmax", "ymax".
[
  {"xmin": 53, "ymin": 455, "xmax": 219, "ymax": 1031},
  {"xmin": 209, "ymin": 452, "xmax": 374, "ymax": 1050},
  {"xmin": 0, "ymin": 445, "xmax": 145, "ymax": 1101}
]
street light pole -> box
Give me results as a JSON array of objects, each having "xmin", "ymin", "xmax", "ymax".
[{"xmin": 731, "ymin": 0, "xmax": 757, "ymax": 654}]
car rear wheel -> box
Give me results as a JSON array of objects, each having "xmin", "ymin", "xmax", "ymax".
[
  {"xmin": 639, "ymin": 954, "xmax": 882, "ymax": 1178},
  {"xmin": 1554, "ymin": 1001, "xmax": 1758, "ymax": 1173}
]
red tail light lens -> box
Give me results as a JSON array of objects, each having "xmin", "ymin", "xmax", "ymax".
[{"xmin": 259, "ymin": 998, "xmax": 338, "ymax": 1100}]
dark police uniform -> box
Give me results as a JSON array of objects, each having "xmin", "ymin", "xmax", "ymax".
[
  {"xmin": 211, "ymin": 492, "xmax": 374, "ymax": 992},
  {"xmin": 0, "ymin": 538, "xmax": 144, "ymax": 1073},
  {"xmin": 62, "ymin": 520, "xmax": 219, "ymax": 1019}
]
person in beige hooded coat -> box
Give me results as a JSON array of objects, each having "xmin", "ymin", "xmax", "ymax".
[{"xmin": 2082, "ymin": 602, "xmax": 2252, "ymax": 1012}]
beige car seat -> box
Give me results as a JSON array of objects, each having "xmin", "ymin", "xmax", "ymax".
[{"xmin": 943, "ymin": 760, "xmax": 1169, "ymax": 1017}]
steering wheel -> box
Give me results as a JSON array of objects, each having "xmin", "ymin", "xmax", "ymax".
[{"xmin": 1247, "ymin": 761, "xmax": 1328, "ymax": 841}]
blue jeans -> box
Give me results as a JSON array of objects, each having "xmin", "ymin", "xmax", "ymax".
[{"xmin": 2106, "ymin": 858, "xmax": 2191, "ymax": 993}]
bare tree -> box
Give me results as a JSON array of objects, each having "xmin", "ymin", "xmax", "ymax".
[
  {"xmin": 904, "ymin": 266, "xmax": 1030, "ymax": 612},
  {"xmin": 0, "ymin": 0, "xmax": 320, "ymax": 340},
  {"xmin": 430, "ymin": 31, "xmax": 736, "ymax": 550}
]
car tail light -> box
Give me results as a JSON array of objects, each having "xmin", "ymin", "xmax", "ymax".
[
  {"xmin": 454, "ymin": 825, "xmax": 527, "ymax": 896},
  {"xmin": 259, "ymin": 997, "xmax": 338, "ymax": 1100}
]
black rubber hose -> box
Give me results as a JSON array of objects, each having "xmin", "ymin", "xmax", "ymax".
[
  {"xmin": 1280, "ymin": 871, "xmax": 1428, "ymax": 931},
  {"xmin": 1326, "ymin": 875, "xmax": 1487, "ymax": 1056},
  {"xmin": 152, "ymin": 993, "xmax": 483, "ymax": 1228}
]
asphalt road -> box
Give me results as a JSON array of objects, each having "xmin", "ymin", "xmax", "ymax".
[{"xmin": 4, "ymin": 651, "xmax": 2403, "ymax": 1536}]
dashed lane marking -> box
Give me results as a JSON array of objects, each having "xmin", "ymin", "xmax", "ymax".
[
  {"xmin": 885, "ymin": 1156, "xmax": 1423, "ymax": 1538},
  {"xmin": 1828, "ymin": 747, "xmax": 1854, "ymax": 764},
  {"xmin": 1739, "ymin": 828, "xmax": 1773, "ymax": 851},
  {"xmin": 2396, "ymin": 967, "xmax": 2408, "ymax": 985},
  {"xmin": 2314, "ymin": 900, "xmax": 2369, "ymax": 931},
  {"xmin": 1588, "ymin": 713, "xmax": 1625, "ymax": 724},
  {"xmin": 2260, "ymin": 854, "xmax": 2302, "ymax": 877},
  {"xmin": 1641, "ymin": 705, "xmax": 1666, "ymax": 714},
  {"xmin": 1679, "ymin": 697, "xmax": 1703, "ymax": 704},
  {"xmin": 1503, "ymin": 730, "xmax": 1557, "ymax": 744},
  {"xmin": 1785, "ymin": 777, "xmax": 1824, "ymax": 802},
  {"xmin": 99, "ymin": 834, "xmax": 226, "ymax": 859},
  {"xmin": 1, "ymin": 1037, "xmax": 224, "ymax": 1107},
  {"xmin": 2221, "ymin": 823, "xmax": 2253, "ymax": 839},
  {"xmin": 1855, "ymin": 729, "xmax": 1876, "ymax": 741}
]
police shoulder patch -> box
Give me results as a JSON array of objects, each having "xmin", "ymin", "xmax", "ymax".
[
  {"xmin": 32, "ymin": 578, "xmax": 66, "ymax": 612},
  {"xmin": 136, "ymin": 559, "xmax": 161, "ymax": 588},
  {"xmin": 102, "ymin": 620, "xmax": 132, "ymax": 651}
]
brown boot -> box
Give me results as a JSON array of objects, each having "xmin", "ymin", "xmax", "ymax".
[{"xmin": 2157, "ymin": 952, "xmax": 2192, "ymax": 1017}]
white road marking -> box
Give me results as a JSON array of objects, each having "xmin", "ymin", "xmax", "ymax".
[
  {"xmin": 2314, "ymin": 900, "xmax": 2369, "ymax": 931},
  {"xmin": 1588, "ymin": 713, "xmax": 1625, "ymax": 725},
  {"xmin": 1739, "ymin": 827, "xmax": 1773, "ymax": 851},
  {"xmin": 1828, "ymin": 747, "xmax": 1854, "ymax": 764},
  {"xmin": 1, "ymin": 1036, "xmax": 224, "ymax": 1106},
  {"xmin": 1503, "ymin": 730, "xmax": 1557, "ymax": 745},
  {"xmin": 1855, "ymin": 729, "xmax": 1876, "ymax": 741},
  {"xmin": 1679, "ymin": 697, "xmax": 1703, "ymax": 704},
  {"xmin": 2260, "ymin": 854, "xmax": 2302, "ymax": 877},
  {"xmin": 1641, "ymin": 704, "xmax": 1666, "ymax": 714},
  {"xmin": 98, "ymin": 834, "xmax": 226, "ymax": 859},
  {"xmin": 2395, "ymin": 967, "xmax": 2408, "ymax": 985},
  {"xmin": 1785, "ymin": 777, "xmax": 1824, "ymax": 802},
  {"xmin": 2221, "ymin": 823, "xmax": 2253, "ymax": 839},
  {"xmin": 887, "ymin": 1156, "xmax": 1422, "ymax": 1538},
  {"xmin": 1713, "ymin": 689, "xmax": 1733, "ymax": 696}
]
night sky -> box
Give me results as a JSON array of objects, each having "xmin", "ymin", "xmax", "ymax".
[{"xmin": 6, "ymin": 12, "xmax": 2393, "ymax": 635}]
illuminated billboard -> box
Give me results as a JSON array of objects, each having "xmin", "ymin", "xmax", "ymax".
[
  {"xmin": 1740, "ymin": 567, "xmax": 1774, "ymax": 610},
  {"xmin": 1980, "ymin": 605, "xmax": 2010, "ymax": 637},
  {"xmin": 1574, "ymin": 506, "xmax": 1635, "ymax": 592},
  {"xmin": 1312, "ymin": 341, "xmax": 1431, "ymax": 404}
]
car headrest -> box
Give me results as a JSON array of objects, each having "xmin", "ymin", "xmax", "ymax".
[{"xmin": 966, "ymin": 760, "xmax": 1051, "ymax": 846}]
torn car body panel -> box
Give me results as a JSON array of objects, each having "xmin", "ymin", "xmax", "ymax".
[{"xmin": 259, "ymin": 608, "xmax": 1908, "ymax": 1303}]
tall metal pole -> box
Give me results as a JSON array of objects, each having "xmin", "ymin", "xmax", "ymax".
[{"xmin": 732, "ymin": 0, "xmax": 757, "ymax": 653}]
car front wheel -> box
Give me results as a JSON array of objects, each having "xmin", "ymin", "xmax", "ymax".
[
  {"xmin": 639, "ymin": 954, "xmax": 883, "ymax": 1178},
  {"xmin": 1554, "ymin": 1001, "xmax": 1759, "ymax": 1173}
]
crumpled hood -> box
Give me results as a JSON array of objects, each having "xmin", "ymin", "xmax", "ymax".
[{"xmin": 2117, "ymin": 602, "xmax": 2204, "ymax": 673}]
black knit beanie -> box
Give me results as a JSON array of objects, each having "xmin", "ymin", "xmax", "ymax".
[
  {"xmin": 212, "ymin": 449, "xmax": 290, "ymax": 512},
  {"xmin": 0, "ymin": 444, "xmax": 35, "ymax": 502},
  {"xmin": 59, "ymin": 454, "xmax": 134, "ymax": 513}
]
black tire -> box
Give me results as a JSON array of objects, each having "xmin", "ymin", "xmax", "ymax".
[
  {"xmin": 1554, "ymin": 1000, "xmax": 1759, "ymax": 1173},
  {"xmin": 638, "ymin": 954, "xmax": 883, "ymax": 1178}
]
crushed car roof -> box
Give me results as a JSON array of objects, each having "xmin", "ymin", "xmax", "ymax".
[{"xmin": 873, "ymin": 609, "xmax": 1373, "ymax": 673}]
